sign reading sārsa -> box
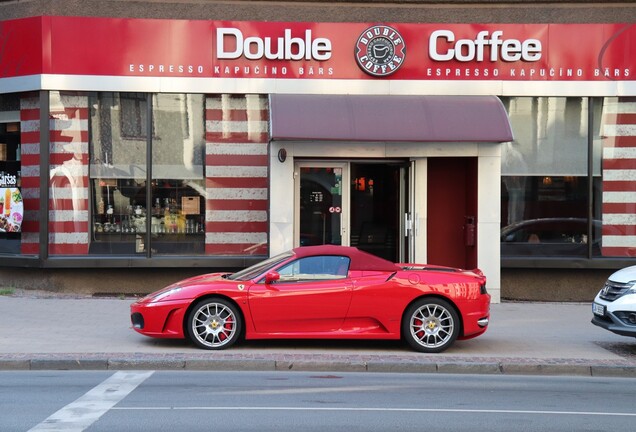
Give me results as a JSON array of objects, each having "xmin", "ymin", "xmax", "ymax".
[{"xmin": 0, "ymin": 17, "xmax": 634, "ymax": 81}]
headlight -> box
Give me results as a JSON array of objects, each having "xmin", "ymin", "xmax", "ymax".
[{"xmin": 150, "ymin": 287, "xmax": 183, "ymax": 302}]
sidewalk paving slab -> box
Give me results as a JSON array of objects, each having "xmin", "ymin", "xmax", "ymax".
[{"xmin": 2, "ymin": 295, "xmax": 636, "ymax": 376}]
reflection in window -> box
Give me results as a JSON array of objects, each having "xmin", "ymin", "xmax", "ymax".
[
  {"xmin": 151, "ymin": 93, "xmax": 205, "ymax": 255},
  {"xmin": 501, "ymin": 97, "xmax": 588, "ymax": 177},
  {"xmin": 88, "ymin": 92, "xmax": 207, "ymax": 256},
  {"xmin": 89, "ymin": 92, "xmax": 148, "ymax": 255},
  {"xmin": 594, "ymin": 97, "xmax": 636, "ymax": 257},
  {"xmin": 204, "ymin": 94, "xmax": 269, "ymax": 256},
  {"xmin": 120, "ymin": 93, "xmax": 149, "ymax": 139},
  {"xmin": 501, "ymin": 176, "xmax": 590, "ymax": 257},
  {"xmin": 501, "ymin": 97, "xmax": 590, "ymax": 257},
  {"xmin": 87, "ymin": 92, "xmax": 270, "ymax": 258},
  {"xmin": 49, "ymin": 91, "xmax": 91, "ymax": 255}
]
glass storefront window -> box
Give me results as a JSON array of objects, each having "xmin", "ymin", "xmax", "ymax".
[
  {"xmin": 204, "ymin": 94, "xmax": 269, "ymax": 256},
  {"xmin": 0, "ymin": 99, "xmax": 22, "ymax": 254},
  {"xmin": 87, "ymin": 92, "xmax": 209, "ymax": 256},
  {"xmin": 89, "ymin": 92, "xmax": 149, "ymax": 255},
  {"xmin": 501, "ymin": 176, "xmax": 589, "ymax": 257},
  {"xmin": 150, "ymin": 94, "xmax": 205, "ymax": 255},
  {"xmin": 11, "ymin": 91, "xmax": 270, "ymax": 260},
  {"xmin": 49, "ymin": 91, "xmax": 91, "ymax": 255},
  {"xmin": 501, "ymin": 97, "xmax": 590, "ymax": 257}
]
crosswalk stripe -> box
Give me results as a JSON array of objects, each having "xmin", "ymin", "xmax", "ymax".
[{"xmin": 28, "ymin": 371, "xmax": 154, "ymax": 432}]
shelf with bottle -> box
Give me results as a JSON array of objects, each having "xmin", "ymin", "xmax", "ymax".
[
  {"xmin": 149, "ymin": 196, "xmax": 204, "ymax": 235},
  {"xmin": 93, "ymin": 199, "xmax": 146, "ymax": 235},
  {"xmin": 93, "ymin": 201, "xmax": 205, "ymax": 240}
]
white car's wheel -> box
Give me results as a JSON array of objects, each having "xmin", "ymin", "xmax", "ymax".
[
  {"xmin": 186, "ymin": 298, "xmax": 242, "ymax": 350},
  {"xmin": 403, "ymin": 298, "xmax": 460, "ymax": 353}
]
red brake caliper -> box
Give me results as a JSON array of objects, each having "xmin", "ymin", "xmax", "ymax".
[{"xmin": 414, "ymin": 318, "xmax": 424, "ymax": 337}]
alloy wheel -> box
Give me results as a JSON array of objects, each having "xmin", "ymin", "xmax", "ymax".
[
  {"xmin": 403, "ymin": 298, "xmax": 459, "ymax": 353},
  {"xmin": 188, "ymin": 299, "xmax": 241, "ymax": 349}
]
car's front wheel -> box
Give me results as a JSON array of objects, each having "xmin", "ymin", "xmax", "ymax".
[
  {"xmin": 186, "ymin": 298, "xmax": 242, "ymax": 350},
  {"xmin": 403, "ymin": 298, "xmax": 460, "ymax": 353}
]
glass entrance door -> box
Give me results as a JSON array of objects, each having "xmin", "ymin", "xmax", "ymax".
[
  {"xmin": 295, "ymin": 163, "xmax": 348, "ymax": 247},
  {"xmin": 349, "ymin": 162, "xmax": 404, "ymax": 262},
  {"xmin": 295, "ymin": 161, "xmax": 409, "ymax": 263}
]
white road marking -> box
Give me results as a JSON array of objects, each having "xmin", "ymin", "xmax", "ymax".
[
  {"xmin": 215, "ymin": 385, "xmax": 401, "ymax": 395},
  {"xmin": 28, "ymin": 371, "xmax": 154, "ymax": 432},
  {"xmin": 113, "ymin": 406, "xmax": 636, "ymax": 417}
]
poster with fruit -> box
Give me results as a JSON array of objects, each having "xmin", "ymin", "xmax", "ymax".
[{"xmin": 0, "ymin": 188, "xmax": 23, "ymax": 233}]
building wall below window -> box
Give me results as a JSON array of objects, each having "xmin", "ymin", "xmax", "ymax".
[
  {"xmin": 501, "ymin": 268, "xmax": 613, "ymax": 302},
  {"xmin": 0, "ymin": 267, "xmax": 209, "ymax": 296}
]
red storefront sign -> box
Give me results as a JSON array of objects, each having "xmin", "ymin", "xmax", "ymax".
[{"xmin": 0, "ymin": 17, "xmax": 634, "ymax": 81}]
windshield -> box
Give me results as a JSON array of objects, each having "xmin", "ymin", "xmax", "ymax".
[{"xmin": 226, "ymin": 251, "xmax": 294, "ymax": 281}]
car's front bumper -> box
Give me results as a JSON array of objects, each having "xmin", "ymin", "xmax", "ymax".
[
  {"xmin": 591, "ymin": 297, "xmax": 636, "ymax": 338},
  {"xmin": 130, "ymin": 299, "xmax": 191, "ymax": 339}
]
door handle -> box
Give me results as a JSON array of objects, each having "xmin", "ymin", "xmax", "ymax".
[
  {"xmin": 404, "ymin": 213, "xmax": 412, "ymax": 237},
  {"xmin": 340, "ymin": 212, "xmax": 345, "ymax": 237}
]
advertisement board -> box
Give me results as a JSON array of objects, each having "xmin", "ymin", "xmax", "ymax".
[
  {"xmin": 0, "ymin": 180, "xmax": 22, "ymax": 234},
  {"xmin": 0, "ymin": 17, "xmax": 634, "ymax": 83}
]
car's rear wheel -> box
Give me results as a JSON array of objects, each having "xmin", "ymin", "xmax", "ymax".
[
  {"xmin": 403, "ymin": 298, "xmax": 460, "ymax": 353},
  {"xmin": 186, "ymin": 298, "xmax": 242, "ymax": 350}
]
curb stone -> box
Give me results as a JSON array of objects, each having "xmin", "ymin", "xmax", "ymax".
[
  {"xmin": 275, "ymin": 360, "xmax": 368, "ymax": 372},
  {"xmin": 366, "ymin": 361, "xmax": 437, "ymax": 373},
  {"xmin": 500, "ymin": 363, "xmax": 592, "ymax": 376},
  {"xmin": 30, "ymin": 359, "xmax": 108, "ymax": 370},
  {"xmin": 590, "ymin": 365, "xmax": 636, "ymax": 377},
  {"xmin": 107, "ymin": 358, "xmax": 186, "ymax": 370},
  {"xmin": 3, "ymin": 355, "xmax": 636, "ymax": 377},
  {"xmin": 437, "ymin": 361, "xmax": 502, "ymax": 374},
  {"xmin": 185, "ymin": 359, "xmax": 276, "ymax": 371},
  {"xmin": 0, "ymin": 359, "xmax": 30, "ymax": 370}
]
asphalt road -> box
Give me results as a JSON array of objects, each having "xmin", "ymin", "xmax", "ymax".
[{"xmin": 3, "ymin": 370, "xmax": 636, "ymax": 432}]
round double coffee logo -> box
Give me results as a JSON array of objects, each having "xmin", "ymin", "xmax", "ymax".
[{"xmin": 355, "ymin": 25, "xmax": 406, "ymax": 77}]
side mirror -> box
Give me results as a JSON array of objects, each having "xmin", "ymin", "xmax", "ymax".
[{"xmin": 264, "ymin": 271, "xmax": 280, "ymax": 284}]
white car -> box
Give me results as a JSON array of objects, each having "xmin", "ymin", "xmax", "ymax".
[{"xmin": 592, "ymin": 265, "xmax": 636, "ymax": 337}]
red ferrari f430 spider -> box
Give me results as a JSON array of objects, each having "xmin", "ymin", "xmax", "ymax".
[{"xmin": 131, "ymin": 245, "xmax": 490, "ymax": 353}]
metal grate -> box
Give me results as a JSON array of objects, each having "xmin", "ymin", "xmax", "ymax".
[{"xmin": 599, "ymin": 280, "xmax": 631, "ymax": 302}]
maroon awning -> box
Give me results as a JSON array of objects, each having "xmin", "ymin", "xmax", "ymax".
[{"xmin": 270, "ymin": 94, "xmax": 513, "ymax": 142}]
